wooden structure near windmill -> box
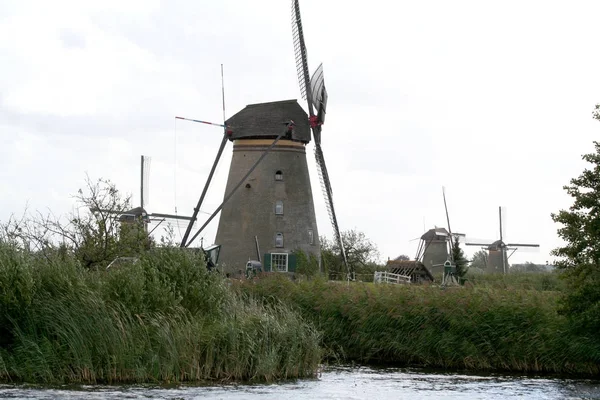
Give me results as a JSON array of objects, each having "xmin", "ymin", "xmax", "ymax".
[{"xmin": 383, "ymin": 258, "xmax": 434, "ymax": 284}]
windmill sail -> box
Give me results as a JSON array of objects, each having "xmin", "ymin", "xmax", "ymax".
[
  {"xmin": 141, "ymin": 155, "xmax": 151, "ymax": 209},
  {"xmin": 310, "ymin": 63, "xmax": 328, "ymax": 124},
  {"xmin": 291, "ymin": 0, "xmax": 349, "ymax": 278},
  {"xmin": 291, "ymin": 0, "xmax": 310, "ymax": 102}
]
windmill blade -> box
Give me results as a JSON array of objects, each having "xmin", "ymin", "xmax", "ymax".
[
  {"xmin": 442, "ymin": 186, "xmax": 454, "ymax": 258},
  {"xmin": 141, "ymin": 155, "xmax": 151, "ymax": 209},
  {"xmin": 505, "ymin": 243, "xmax": 540, "ymax": 248},
  {"xmin": 150, "ymin": 212, "xmax": 195, "ymax": 221},
  {"xmin": 310, "ymin": 63, "xmax": 327, "ymax": 124},
  {"xmin": 291, "ymin": 0, "xmax": 311, "ymax": 102},
  {"xmin": 314, "ymin": 142, "xmax": 348, "ymax": 270},
  {"xmin": 500, "ymin": 206, "xmax": 507, "ymax": 241},
  {"xmin": 465, "ymin": 242, "xmax": 494, "ymax": 247},
  {"xmin": 175, "ymin": 116, "xmax": 226, "ymax": 128},
  {"xmin": 291, "ymin": 0, "xmax": 348, "ymax": 277}
]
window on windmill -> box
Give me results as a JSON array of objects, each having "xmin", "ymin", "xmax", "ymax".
[
  {"xmin": 308, "ymin": 229, "xmax": 314, "ymax": 245},
  {"xmin": 272, "ymin": 253, "xmax": 288, "ymax": 272},
  {"xmin": 275, "ymin": 170, "xmax": 283, "ymax": 181},
  {"xmin": 275, "ymin": 200, "xmax": 284, "ymax": 215},
  {"xmin": 275, "ymin": 232, "xmax": 284, "ymax": 248}
]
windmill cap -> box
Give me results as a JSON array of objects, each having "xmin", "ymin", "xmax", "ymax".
[{"xmin": 224, "ymin": 99, "xmax": 311, "ymax": 143}]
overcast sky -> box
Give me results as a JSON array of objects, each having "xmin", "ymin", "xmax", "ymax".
[{"xmin": 2, "ymin": 0, "xmax": 599, "ymax": 265}]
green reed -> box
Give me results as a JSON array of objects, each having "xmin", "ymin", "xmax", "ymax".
[
  {"xmin": 235, "ymin": 274, "xmax": 600, "ymax": 376},
  {"xmin": 0, "ymin": 244, "xmax": 321, "ymax": 384}
]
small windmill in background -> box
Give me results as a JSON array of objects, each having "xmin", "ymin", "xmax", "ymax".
[
  {"xmin": 414, "ymin": 187, "xmax": 465, "ymax": 275},
  {"xmin": 95, "ymin": 155, "xmax": 196, "ymax": 236},
  {"xmin": 465, "ymin": 206, "xmax": 539, "ymax": 274}
]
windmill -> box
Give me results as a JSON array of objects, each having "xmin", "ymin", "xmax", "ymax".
[
  {"xmin": 291, "ymin": 0, "xmax": 350, "ymax": 279},
  {"xmin": 175, "ymin": 2, "xmax": 347, "ymax": 279},
  {"xmin": 465, "ymin": 206, "xmax": 539, "ymax": 274},
  {"xmin": 177, "ymin": 66, "xmax": 321, "ymax": 278},
  {"xmin": 93, "ymin": 155, "xmax": 196, "ymax": 236},
  {"xmin": 414, "ymin": 187, "xmax": 465, "ymax": 275}
]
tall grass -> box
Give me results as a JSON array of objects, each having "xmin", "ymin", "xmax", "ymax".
[
  {"xmin": 235, "ymin": 274, "xmax": 600, "ymax": 376},
  {"xmin": 0, "ymin": 244, "xmax": 321, "ymax": 384},
  {"xmin": 463, "ymin": 271, "xmax": 564, "ymax": 291}
]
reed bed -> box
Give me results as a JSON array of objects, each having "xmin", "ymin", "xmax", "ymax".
[
  {"xmin": 0, "ymin": 244, "xmax": 321, "ymax": 384},
  {"xmin": 235, "ymin": 274, "xmax": 600, "ymax": 376}
]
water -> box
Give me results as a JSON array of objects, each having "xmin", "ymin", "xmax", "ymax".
[{"xmin": 1, "ymin": 366, "xmax": 599, "ymax": 399}]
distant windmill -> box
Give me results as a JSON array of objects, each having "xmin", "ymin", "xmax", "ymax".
[
  {"xmin": 414, "ymin": 187, "xmax": 465, "ymax": 275},
  {"xmin": 465, "ymin": 206, "xmax": 539, "ymax": 274},
  {"xmin": 93, "ymin": 155, "xmax": 196, "ymax": 235}
]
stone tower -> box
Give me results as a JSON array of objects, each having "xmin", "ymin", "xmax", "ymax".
[
  {"xmin": 486, "ymin": 241, "xmax": 509, "ymax": 274},
  {"xmin": 214, "ymin": 99, "xmax": 320, "ymax": 277}
]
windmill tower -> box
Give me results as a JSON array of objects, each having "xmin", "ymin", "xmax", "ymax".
[
  {"xmin": 416, "ymin": 227, "xmax": 453, "ymax": 274},
  {"xmin": 213, "ymin": 100, "xmax": 321, "ymax": 276},
  {"xmin": 415, "ymin": 188, "xmax": 465, "ymax": 275},
  {"xmin": 178, "ymin": 1, "xmax": 347, "ymax": 279},
  {"xmin": 465, "ymin": 206, "xmax": 539, "ymax": 274}
]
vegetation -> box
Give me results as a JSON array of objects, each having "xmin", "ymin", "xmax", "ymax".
[
  {"xmin": 451, "ymin": 236, "xmax": 468, "ymax": 278},
  {"xmin": 551, "ymin": 136, "xmax": 600, "ymax": 334},
  {"xmin": 236, "ymin": 273, "xmax": 600, "ymax": 376},
  {"xmin": 0, "ymin": 178, "xmax": 321, "ymax": 384},
  {"xmin": 3, "ymin": 176, "xmax": 153, "ymax": 269},
  {"xmin": 0, "ymin": 245, "xmax": 321, "ymax": 384},
  {"xmin": 321, "ymin": 229, "xmax": 382, "ymax": 281},
  {"xmin": 470, "ymin": 250, "xmax": 488, "ymax": 271},
  {"xmin": 464, "ymin": 270, "xmax": 563, "ymax": 291}
]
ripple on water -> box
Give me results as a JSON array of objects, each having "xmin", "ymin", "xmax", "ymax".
[{"xmin": 0, "ymin": 366, "xmax": 599, "ymax": 400}]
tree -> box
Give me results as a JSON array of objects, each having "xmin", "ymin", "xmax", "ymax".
[
  {"xmin": 470, "ymin": 250, "xmax": 488, "ymax": 271},
  {"xmin": 510, "ymin": 261, "xmax": 545, "ymax": 273},
  {"xmin": 395, "ymin": 254, "xmax": 410, "ymax": 261},
  {"xmin": 293, "ymin": 249, "xmax": 319, "ymax": 278},
  {"xmin": 321, "ymin": 229, "xmax": 380, "ymax": 280},
  {"xmin": 4, "ymin": 175, "xmax": 154, "ymax": 268},
  {"xmin": 451, "ymin": 236, "xmax": 468, "ymax": 278},
  {"xmin": 551, "ymin": 109, "xmax": 600, "ymax": 332}
]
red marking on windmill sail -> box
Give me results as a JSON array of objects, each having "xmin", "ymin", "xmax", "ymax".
[{"xmin": 309, "ymin": 115, "xmax": 321, "ymax": 128}]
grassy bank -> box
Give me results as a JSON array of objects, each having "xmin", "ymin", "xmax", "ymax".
[
  {"xmin": 235, "ymin": 274, "xmax": 600, "ymax": 376},
  {"xmin": 0, "ymin": 244, "xmax": 321, "ymax": 384}
]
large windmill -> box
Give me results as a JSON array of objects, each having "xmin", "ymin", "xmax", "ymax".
[
  {"xmin": 465, "ymin": 206, "xmax": 539, "ymax": 274},
  {"xmin": 176, "ymin": 1, "xmax": 347, "ymax": 279}
]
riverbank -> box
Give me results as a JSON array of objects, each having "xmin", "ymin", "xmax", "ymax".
[
  {"xmin": 0, "ymin": 245, "xmax": 321, "ymax": 384},
  {"xmin": 2, "ymin": 241, "xmax": 598, "ymax": 384},
  {"xmin": 235, "ymin": 273, "xmax": 600, "ymax": 376}
]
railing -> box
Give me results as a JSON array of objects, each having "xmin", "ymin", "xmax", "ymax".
[{"xmin": 374, "ymin": 271, "xmax": 411, "ymax": 284}]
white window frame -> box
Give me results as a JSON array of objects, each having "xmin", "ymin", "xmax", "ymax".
[
  {"xmin": 308, "ymin": 229, "xmax": 314, "ymax": 245},
  {"xmin": 275, "ymin": 170, "xmax": 283, "ymax": 181},
  {"xmin": 272, "ymin": 253, "xmax": 288, "ymax": 272},
  {"xmin": 275, "ymin": 200, "xmax": 284, "ymax": 215},
  {"xmin": 275, "ymin": 232, "xmax": 284, "ymax": 248}
]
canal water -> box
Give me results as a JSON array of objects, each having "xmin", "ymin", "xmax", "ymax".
[{"xmin": 1, "ymin": 366, "xmax": 599, "ymax": 399}]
